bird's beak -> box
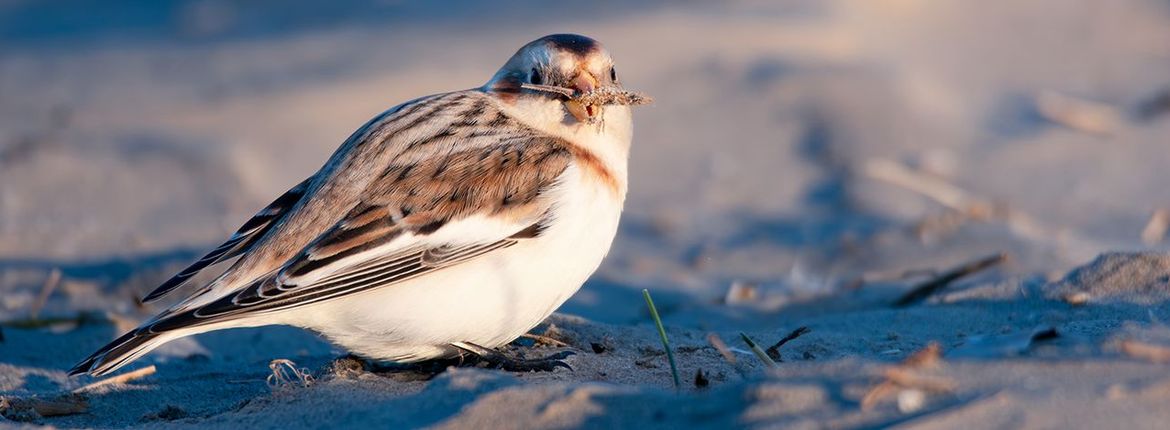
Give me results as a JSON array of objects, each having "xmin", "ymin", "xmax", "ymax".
[
  {"xmin": 570, "ymin": 72, "xmax": 597, "ymax": 95},
  {"xmin": 565, "ymin": 71, "xmax": 600, "ymax": 123}
]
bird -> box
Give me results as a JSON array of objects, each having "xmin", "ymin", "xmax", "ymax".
[{"xmin": 70, "ymin": 34, "xmax": 642, "ymax": 377}]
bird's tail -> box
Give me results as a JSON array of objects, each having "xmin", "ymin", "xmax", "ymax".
[{"xmin": 69, "ymin": 328, "xmax": 174, "ymax": 377}]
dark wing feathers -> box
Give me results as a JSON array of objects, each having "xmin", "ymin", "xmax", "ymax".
[
  {"xmin": 68, "ymin": 329, "xmax": 160, "ymax": 376},
  {"xmin": 142, "ymin": 178, "xmax": 311, "ymax": 303},
  {"xmin": 142, "ymin": 134, "xmax": 572, "ymax": 333},
  {"xmin": 146, "ymin": 230, "xmax": 528, "ymax": 333}
]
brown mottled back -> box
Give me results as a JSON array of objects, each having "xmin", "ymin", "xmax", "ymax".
[{"xmin": 194, "ymin": 90, "xmax": 576, "ymax": 299}]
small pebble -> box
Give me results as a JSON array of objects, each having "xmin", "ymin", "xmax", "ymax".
[
  {"xmin": 694, "ymin": 369, "xmax": 709, "ymax": 388},
  {"xmin": 725, "ymin": 281, "xmax": 759, "ymax": 305},
  {"xmin": 1064, "ymin": 292, "xmax": 1091, "ymax": 306},
  {"xmin": 897, "ymin": 389, "xmax": 926, "ymax": 413}
]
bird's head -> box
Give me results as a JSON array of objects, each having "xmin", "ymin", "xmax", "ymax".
[{"xmin": 486, "ymin": 34, "xmax": 624, "ymax": 125}]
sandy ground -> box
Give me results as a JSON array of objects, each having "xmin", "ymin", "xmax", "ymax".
[{"xmin": 4, "ymin": 0, "xmax": 1170, "ymax": 428}]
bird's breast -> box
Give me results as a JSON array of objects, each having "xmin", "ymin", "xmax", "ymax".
[{"xmin": 534, "ymin": 162, "xmax": 625, "ymax": 276}]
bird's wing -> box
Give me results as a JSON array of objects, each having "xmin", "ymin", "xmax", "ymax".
[
  {"xmin": 142, "ymin": 178, "xmax": 312, "ymax": 303},
  {"xmin": 144, "ymin": 116, "xmax": 575, "ymax": 333}
]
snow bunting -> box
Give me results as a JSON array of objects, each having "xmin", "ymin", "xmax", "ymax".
[{"xmin": 71, "ymin": 34, "xmax": 646, "ymax": 376}]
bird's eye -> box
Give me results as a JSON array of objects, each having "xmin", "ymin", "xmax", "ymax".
[
  {"xmin": 610, "ymin": 67, "xmax": 618, "ymax": 82},
  {"xmin": 529, "ymin": 68, "xmax": 543, "ymax": 85}
]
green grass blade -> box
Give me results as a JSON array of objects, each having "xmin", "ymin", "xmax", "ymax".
[{"xmin": 643, "ymin": 289, "xmax": 681, "ymax": 390}]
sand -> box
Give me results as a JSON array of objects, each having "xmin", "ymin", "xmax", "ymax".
[{"xmin": 4, "ymin": 0, "xmax": 1170, "ymax": 428}]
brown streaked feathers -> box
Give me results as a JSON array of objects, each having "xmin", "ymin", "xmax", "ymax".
[{"xmin": 116, "ymin": 90, "xmax": 583, "ymax": 336}]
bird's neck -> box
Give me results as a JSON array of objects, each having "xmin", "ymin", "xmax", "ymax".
[{"xmin": 490, "ymin": 92, "xmax": 631, "ymax": 190}]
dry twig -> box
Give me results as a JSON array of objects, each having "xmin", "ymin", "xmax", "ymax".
[
  {"xmin": 519, "ymin": 83, "xmax": 653, "ymax": 106},
  {"xmin": 73, "ymin": 365, "xmax": 157, "ymax": 393},
  {"xmin": 30, "ymin": 269, "xmax": 62, "ymax": 320},
  {"xmin": 765, "ymin": 326, "xmax": 811, "ymax": 361},
  {"xmin": 862, "ymin": 159, "xmax": 978, "ymax": 212},
  {"xmin": 1120, "ymin": 340, "xmax": 1170, "ymax": 364},
  {"xmin": 902, "ymin": 342, "xmax": 943, "ymax": 368},
  {"xmin": 520, "ymin": 333, "xmax": 571, "ymax": 348},
  {"xmin": 1034, "ymin": 91, "xmax": 1121, "ymax": 135},
  {"xmin": 573, "ymin": 87, "xmax": 653, "ymax": 106},
  {"xmin": 707, "ymin": 333, "xmax": 736, "ymax": 364},
  {"xmin": 0, "ymin": 394, "xmax": 88, "ymax": 420},
  {"xmin": 863, "ymin": 158, "xmax": 1075, "ymax": 250},
  {"xmin": 893, "ymin": 254, "xmax": 1008, "ymax": 307},
  {"xmin": 520, "ymin": 83, "xmax": 574, "ymax": 98}
]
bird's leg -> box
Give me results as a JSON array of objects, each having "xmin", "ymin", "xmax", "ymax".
[
  {"xmin": 451, "ymin": 342, "xmax": 575, "ymax": 372},
  {"xmin": 330, "ymin": 353, "xmax": 460, "ymax": 379}
]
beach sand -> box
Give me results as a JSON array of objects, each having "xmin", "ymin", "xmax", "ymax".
[{"xmin": 3, "ymin": 1, "xmax": 1170, "ymax": 428}]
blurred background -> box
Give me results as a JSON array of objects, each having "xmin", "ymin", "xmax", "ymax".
[{"xmin": 3, "ymin": 0, "xmax": 1170, "ymax": 325}]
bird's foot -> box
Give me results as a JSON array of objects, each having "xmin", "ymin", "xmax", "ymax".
[
  {"xmin": 330, "ymin": 353, "xmax": 370, "ymax": 373},
  {"xmin": 330, "ymin": 353, "xmax": 462, "ymax": 381},
  {"xmin": 452, "ymin": 342, "xmax": 575, "ymax": 372}
]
